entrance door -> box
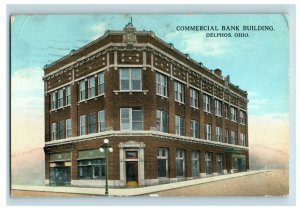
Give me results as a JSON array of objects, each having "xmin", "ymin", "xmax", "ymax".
[
  {"xmin": 126, "ymin": 161, "xmax": 138, "ymax": 187},
  {"xmin": 51, "ymin": 167, "xmax": 71, "ymax": 186},
  {"xmin": 237, "ymin": 159, "xmax": 243, "ymax": 172}
]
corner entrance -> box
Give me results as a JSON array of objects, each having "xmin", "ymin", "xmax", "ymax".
[
  {"xmin": 119, "ymin": 141, "xmax": 145, "ymax": 187},
  {"xmin": 126, "ymin": 161, "xmax": 138, "ymax": 187}
]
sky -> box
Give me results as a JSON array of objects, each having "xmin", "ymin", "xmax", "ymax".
[{"xmin": 10, "ymin": 15, "xmax": 289, "ymax": 173}]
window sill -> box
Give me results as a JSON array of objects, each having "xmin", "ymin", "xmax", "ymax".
[
  {"xmin": 175, "ymin": 100, "xmax": 185, "ymax": 105},
  {"xmin": 156, "ymin": 94, "xmax": 169, "ymax": 100},
  {"xmin": 190, "ymin": 106, "xmax": 199, "ymax": 110},
  {"xmin": 78, "ymin": 94, "xmax": 105, "ymax": 104},
  {"xmin": 50, "ymin": 105, "xmax": 71, "ymax": 112},
  {"xmin": 114, "ymin": 90, "xmax": 148, "ymax": 95}
]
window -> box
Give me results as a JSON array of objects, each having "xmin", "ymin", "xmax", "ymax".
[
  {"xmin": 205, "ymin": 124, "xmax": 211, "ymax": 140},
  {"xmin": 51, "ymin": 92, "xmax": 56, "ymax": 110},
  {"xmin": 66, "ymin": 86, "xmax": 71, "ymax": 105},
  {"xmin": 190, "ymin": 88, "xmax": 199, "ymax": 108},
  {"xmin": 66, "ymin": 119, "xmax": 72, "ymax": 138},
  {"xmin": 190, "ymin": 120, "xmax": 199, "ymax": 138},
  {"xmin": 79, "ymin": 80, "xmax": 86, "ymax": 101},
  {"xmin": 216, "ymin": 126, "xmax": 222, "ymax": 142},
  {"xmin": 240, "ymin": 111, "xmax": 246, "ymax": 125},
  {"xmin": 98, "ymin": 110, "xmax": 105, "ymax": 132},
  {"xmin": 225, "ymin": 129, "xmax": 230, "ymax": 143},
  {"xmin": 205, "ymin": 152, "xmax": 212, "ymax": 175},
  {"xmin": 174, "ymin": 81, "xmax": 184, "ymax": 103},
  {"xmin": 192, "ymin": 151, "xmax": 200, "ymax": 177},
  {"xmin": 88, "ymin": 77, "xmax": 95, "ymax": 98},
  {"xmin": 175, "ymin": 115, "xmax": 185, "ymax": 136},
  {"xmin": 78, "ymin": 159, "xmax": 105, "ymax": 179},
  {"xmin": 231, "ymin": 130, "xmax": 237, "ymax": 144},
  {"xmin": 240, "ymin": 133, "xmax": 246, "ymax": 146},
  {"xmin": 80, "ymin": 115, "xmax": 86, "ymax": 135},
  {"xmin": 58, "ymin": 120, "xmax": 65, "ymax": 139},
  {"xmin": 98, "ymin": 72, "xmax": 105, "ymax": 95},
  {"xmin": 215, "ymin": 99, "xmax": 222, "ymax": 116},
  {"xmin": 120, "ymin": 68, "xmax": 142, "ymax": 91},
  {"xmin": 157, "ymin": 148, "xmax": 168, "ymax": 178},
  {"xmin": 51, "ymin": 122, "xmax": 57, "ymax": 140},
  {"xmin": 203, "ymin": 95, "xmax": 211, "ymax": 112},
  {"xmin": 217, "ymin": 154, "xmax": 223, "ymax": 174},
  {"xmin": 230, "ymin": 107, "xmax": 237, "ymax": 122},
  {"xmin": 224, "ymin": 103, "xmax": 229, "ymax": 118},
  {"xmin": 89, "ymin": 113, "xmax": 97, "ymax": 134},
  {"xmin": 120, "ymin": 108, "xmax": 143, "ymax": 130},
  {"xmin": 156, "ymin": 110, "xmax": 168, "ymax": 132},
  {"xmin": 156, "ymin": 72, "xmax": 168, "ymax": 97},
  {"xmin": 176, "ymin": 149, "xmax": 185, "ymax": 177},
  {"xmin": 58, "ymin": 89, "xmax": 64, "ymax": 108}
]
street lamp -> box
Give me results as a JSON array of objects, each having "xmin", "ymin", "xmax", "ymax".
[{"xmin": 99, "ymin": 138, "xmax": 113, "ymax": 196}]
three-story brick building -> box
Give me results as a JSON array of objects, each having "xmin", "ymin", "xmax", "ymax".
[{"xmin": 43, "ymin": 23, "xmax": 249, "ymax": 187}]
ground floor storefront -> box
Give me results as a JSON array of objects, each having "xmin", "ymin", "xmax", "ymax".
[{"xmin": 44, "ymin": 135, "xmax": 249, "ymax": 187}]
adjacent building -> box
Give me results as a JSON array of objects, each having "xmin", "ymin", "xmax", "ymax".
[{"xmin": 43, "ymin": 23, "xmax": 249, "ymax": 187}]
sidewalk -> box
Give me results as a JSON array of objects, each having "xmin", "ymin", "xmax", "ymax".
[{"xmin": 11, "ymin": 170, "xmax": 270, "ymax": 196}]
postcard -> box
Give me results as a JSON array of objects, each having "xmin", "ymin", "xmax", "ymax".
[{"xmin": 10, "ymin": 14, "xmax": 289, "ymax": 198}]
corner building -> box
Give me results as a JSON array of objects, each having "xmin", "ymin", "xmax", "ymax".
[{"xmin": 43, "ymin": 23, "xmax": 249, "ymax": 187}]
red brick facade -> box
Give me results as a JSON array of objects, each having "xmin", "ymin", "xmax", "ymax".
[{"xmin": 43, "ymin": 23, "xmax": 249, "ymax": 187}]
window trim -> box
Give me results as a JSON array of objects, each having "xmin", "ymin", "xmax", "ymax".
[
  {"xmin": 215, "ymin": 99, "xmax": 222, "ymax": 117},
  {"xmin": 119, "ymin": 68, "xmax": 142, "ymax": 91},
  {"xmin": 97, "ymin": 72, "xmax": 105, "ymax": 96},
  {"xmin": 156, "ymin": 72, "xmax": 168, "ymax": 97},
  {"xmin": 190, "ymin": 88, "xmax": 199, "ymax": 108},
  {"xmin": 120, "ymin": 108, "xmax": 143, "ymax": 131},
  {"xmin": 176, "ymin": 149, "xmax": 186, "ymax": 177},
  {"xmin": 205, "ymin": 124, "xmax": 212, "ymax": 140},
  {"xmin": 174, "ymin": 80, "xmax": 185, "ymax": 104},
  {"xmin": 203, "ymin": 94, "xmax": 211, "ymax": 113},
  {"xmin": 216, "ymin": 126, "xmax": 222, "ymax": 142},
  {"xmin": 79, "ymin": 80, "xmax": 86, "ymax": 101},
  {"xmin": 66, "ymin": 119, "xmax": 72, "ymax": 138},
  {"xmin": 80, "ymin": 115, "xmax": 87, "ymax": 136},
  {"xmin": 175, "ymin": 115, "xmax": 185, "ymax": 136},
  {"xmin": 156, "ymin": 110, "xmax": 168, "ymax": 133},
  {"xmin": 88, "ymin": 76, "xmax": 96, "ymax": 99},
  {"xmin": 98, "ymin": 110, "xmax": 106, "ymax": 132}
]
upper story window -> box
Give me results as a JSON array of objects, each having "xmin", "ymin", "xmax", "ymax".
[
  {"xmin": 190, "ymin": 88, "xmax": 199, "ymax": 108},
  {"xmin": 230, "ymin": 107, "xmax": 237, "ymax": 122},
  {"xmin": 240, "ymin": 133, "xmax": 246, "ymax": 146},
  {"xmin": 98, "ymin": 110, "xmax": 105, "ymax": 132},
  {"xmin": 215, "ymin": 99, "xmax": 222, "ymax": 117},
  {"xmin": 156, "ymin": 72, "xmax": 168, "ymax": 97},
  {"xmin": 203, "ymin": 94, "xmax": 211, "ymax": 113},
  {"xmin": 225, "ymin": 128, "xmax": 230, "ymax": 143},
  {"xmin": 80, "ymin": 115, "xmax": 86, "ymax": 135},
  {"xmin": 66, "ymin": 119, "xmax": 72, "ymax": 138},
  {"xmin": 58, "ymin": 120, "xmax": 65, "ymax": 139},
  {"xmin": 216, "ymin": 126, "xmax": 222, "ymax": 142},
  {"xmin": 98, "ymin": 72, "xmax": 105, "ymax": 95},
  {"xmin": 88, "ymin": 77, "xmax": 96, "ymax": 98},
  {"xmin": 240, "ymin": 111, "xmax": 246, "ymax": 125},
  {"xmin": 190, "ymin": 120, "xmax": 199, "ymax": 138},
  {"xmin": 58, "ymin": 89, "xmax": 64, "ymax": 108},
  {"xmin": 231, "ymin": 130, "xmax": 237, "ymax": 144},
  {"xmin": 174, "ymin": 81, "xmax": 184, "ymax": 103},
  {"xmin": 224, "ymin": 103, "xmax": 229, "ymax": 119},
  {"xmin": 51, "ymin": 122, "xmax": 57, "ymax": 141},
  {"xmin": 205, "ymin": 124, "xmax": 211, "ymax": 140},
  {"xmin": 120, "ymin": 68, "xmax": 142, "ymax": 91},
  {"xmin": 79, "ymin": 80, "xmax": 86, "ymax": 101},
  {"xmin": 156, "ymin": 110, "xmax": 168, "ymax": 133},
  {"xmin": 175, "ymin": 115, "xmax": 185, "ymax": 136},
  {"xmin": 66, "ymin": 86, "xmax": 71, "ymax": 105},
  {"xmin": 120, "ymin": 108, "xmax": 143, "ymax": 131},
  {"xmin": 51, "ymin": 92, "xmax": 57, "ymax": 110},
  {"xmin": 88, "ymin": 112, "xmax": 97, "ymax": 134}
]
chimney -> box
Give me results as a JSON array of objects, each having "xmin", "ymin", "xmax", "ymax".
[{"xmin": 214, "ymin": 69, "xmax": 222, "ymax": 77}]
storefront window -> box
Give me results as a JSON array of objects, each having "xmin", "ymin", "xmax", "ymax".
[{"xmin": 78, "ymin": 159, "xmax": 105, "ymax": 179}]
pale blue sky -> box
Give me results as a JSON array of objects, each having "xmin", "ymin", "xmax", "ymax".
[{"xmin": 11, "ymin": 14, "xmax": 289, "ymax": 116}]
